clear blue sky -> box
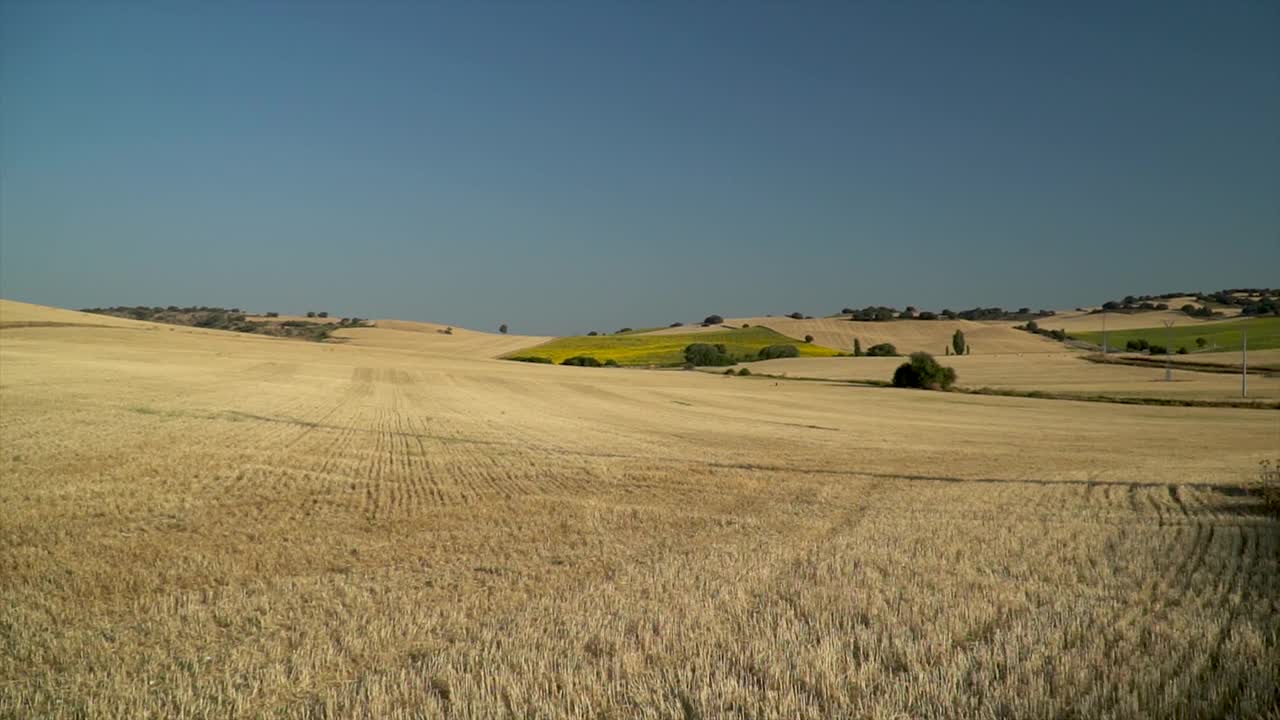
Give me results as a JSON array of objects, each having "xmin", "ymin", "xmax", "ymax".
[{"xmin": 2, "ymin": 1, "xmax": 1277, "ymax": 334}]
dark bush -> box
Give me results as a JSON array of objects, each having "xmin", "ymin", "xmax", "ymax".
[
  {"xmin": 1148, "ymin": 344, "xmax": 1168, "ymax": 355},
  {"xmin": 703, "ymin": 315, "xmax": 724, "ymax": 325},
  {"xmin": 562, "ymin": 355, "xmax": 604, "ymax": 367},
  {"xmin": 804, "ymin": 335, "xmax": 814, "ymax": 343},
  {"xmin": 865, "ymin": 343, "xmax": 898, "ymax": 357},
  {"xmin": 757, "ymin": 344, "xmax": 800, "ymax": 360},
  {"xmin": 787, "ymin": 312, "xmax": 804, "ymax": 320},
  {"xmin": 604, "ymin": 358, "xmax": 620, "ymax": 367},
  {"xmin": 1195, "ymin": 337, "xmax": 1207, "ymax": 348},
  {"xmin": 951, "ymin": 329, "xmax": 966, "ymax": 356},
  {"xmin": 1126, "ymin": 338, "xmax": 1150, "ymax": 352},
  {"xmin": 306, "ymin": 311, "xmax": 316, "ymax": 318},
  {"xmin": 499, "ymin": 324, "xmax": 508, "ymax": 334},
  {"xmin": 616, "ymin": 328, "xmax": 632, "ymax": 334},
  {"xmin": 265, "ymin": 311, "xmax": 279, "ymax": 318},
  {"xmin": 1177, "ymin": 346, "xmax": 1188, "ymax": 354},
  {"xmin": 853, "ymin": 338, "xmax": 863, "ymax": 356},
  {"xmin": 669, "ymin": 321, "xmax": 684, "ymax": 328},
  {"xmin": 917, "ymin": 311, "xmax": 937, "ymax": 320},
  {"xmin": 737, "ymin": 367, "xmax": 752, "ymax": 376},
  {"xmin": 317, "ymin": 312, "xmax": 328, "ymax": 318},
  {"xmin": 892, "ymin": 352, "xmax": 957, "ymax": 390},
  {"xmin": 586, "ymin": 331, "xmax": 599, "ymax": 336},
  {"xmin": 508, "ymin": 356, "xmax": 553, "ymax": 364},
  {"xmin": 684, "ymin": 343, "xmax": 735, "ymax": 366}
]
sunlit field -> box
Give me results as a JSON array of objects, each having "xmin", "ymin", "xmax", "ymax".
[
  {"xmin": 2, "ymin": 301, "xmax": 1277, "ymax": 718},
  {"xmin": 505, "ymin": 325, "xmax": 840, "ymax": 366},
  {"xmin": 1072, "ymin": 316, "xmax": 1280, "ymax": 354}
]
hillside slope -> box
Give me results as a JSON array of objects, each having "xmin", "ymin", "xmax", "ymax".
[
  {"xmin": 334, "ymin": 319, "xmax": 549, "ymax": 359},
  {"xmin": 643, "ymin": 316, "xmax": 1059, "ymax": 355}
]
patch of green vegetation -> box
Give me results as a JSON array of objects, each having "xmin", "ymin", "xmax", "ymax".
[
  {"xmin": 504, "ymin": 326, "xmax": 839, "ymax": 367},
  {"xmin": 1074, "ymin": 317, "xmax": 1280, "ymax": 353}
]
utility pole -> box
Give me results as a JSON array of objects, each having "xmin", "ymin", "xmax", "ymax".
[
  {"xmin": 1242, "ymin": 327, "xmax": 1248, "ymax": 398},
  {"xmin": 1162, "ymin": 319, "xmax": 1174, "ymax": 381}
]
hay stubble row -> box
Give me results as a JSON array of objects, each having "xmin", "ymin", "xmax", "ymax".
[{"xmin": 1, "ymin": 303, "xmax": 1277, "ymax": 718}]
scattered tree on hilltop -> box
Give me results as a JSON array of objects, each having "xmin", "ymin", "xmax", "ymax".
[
  {"xmin": 702, "ymin": 315, "xmax": 724, "ymax": 325},
  {"xmin": 499, "ymin": 324, "xmax": 508, "ymax": 334}
]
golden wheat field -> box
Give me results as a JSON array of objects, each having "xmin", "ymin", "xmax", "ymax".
[
  {"xmin": 2, "ymin": 300, "xmax": 1279, "ymax": 719},
  {"xmin": 748, "ymin": 353, "xmax": 1280, "ymax": 402}
]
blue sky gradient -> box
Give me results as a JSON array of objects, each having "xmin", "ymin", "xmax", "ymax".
[{"xmin": 2, "ymin": 1, "xmax": 1277, "ymax": 334}]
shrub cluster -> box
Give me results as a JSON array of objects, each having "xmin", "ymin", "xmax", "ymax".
[
  {"xmin": 865, "ymin": 343, "xmax": 898, "ymax": 357},
  {"xmin": 684, "ymin": 343, "xmax": 736, "ymax": 366},
  {"xmin": 1017, "ymin": 320, "xmax": 1070, "ymax": 342},
  {"xmin": 891, "ymin": 352, "xmax": 957, "ymax": 390},
  {"xmin": 561, "ymin": 355, "xmax": 604, "ymax": 367},
  {"xmin": 756, "ymin": 344, "xmax": 799, "ymax": 360}
]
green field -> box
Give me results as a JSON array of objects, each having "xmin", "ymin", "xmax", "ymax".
[
  {"xmin": 1074, "ymin": 316, "xmax": 1280, "ymax": 353},
  {"xmin": 506, "ymin": 326, "xmax": 841, "ymax": 366}
]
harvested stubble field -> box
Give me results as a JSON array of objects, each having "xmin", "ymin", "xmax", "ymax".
[
  {"xmin": 748, "ymin": 352, "xmax": 1280, "ymax": 402},
  {"xmin": 1, "ymin": 300, "xmax": 1278, "ymax": 719}
]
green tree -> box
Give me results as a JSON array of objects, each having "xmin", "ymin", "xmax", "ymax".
[
  {"xmin": 499, "ymin": 324, "xmax": 508, "ymax": 334},
  {"xmin": 952, "ymin": 329, "xmax": 966, "ymax": 356},
  {"xmin": 892, "ymin": 352, "xmax": 957, "ymax": 390},
  {"xmin": 684, "ymin": 343, "xmax": 735, "ymax": 366},
  {"xmin": 757, "ymin": 344, "xmax": 800, "ymax": 360},
  {"xmin": 853, "ymin": 338, "xmax": 863, "ymax": 356}
]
